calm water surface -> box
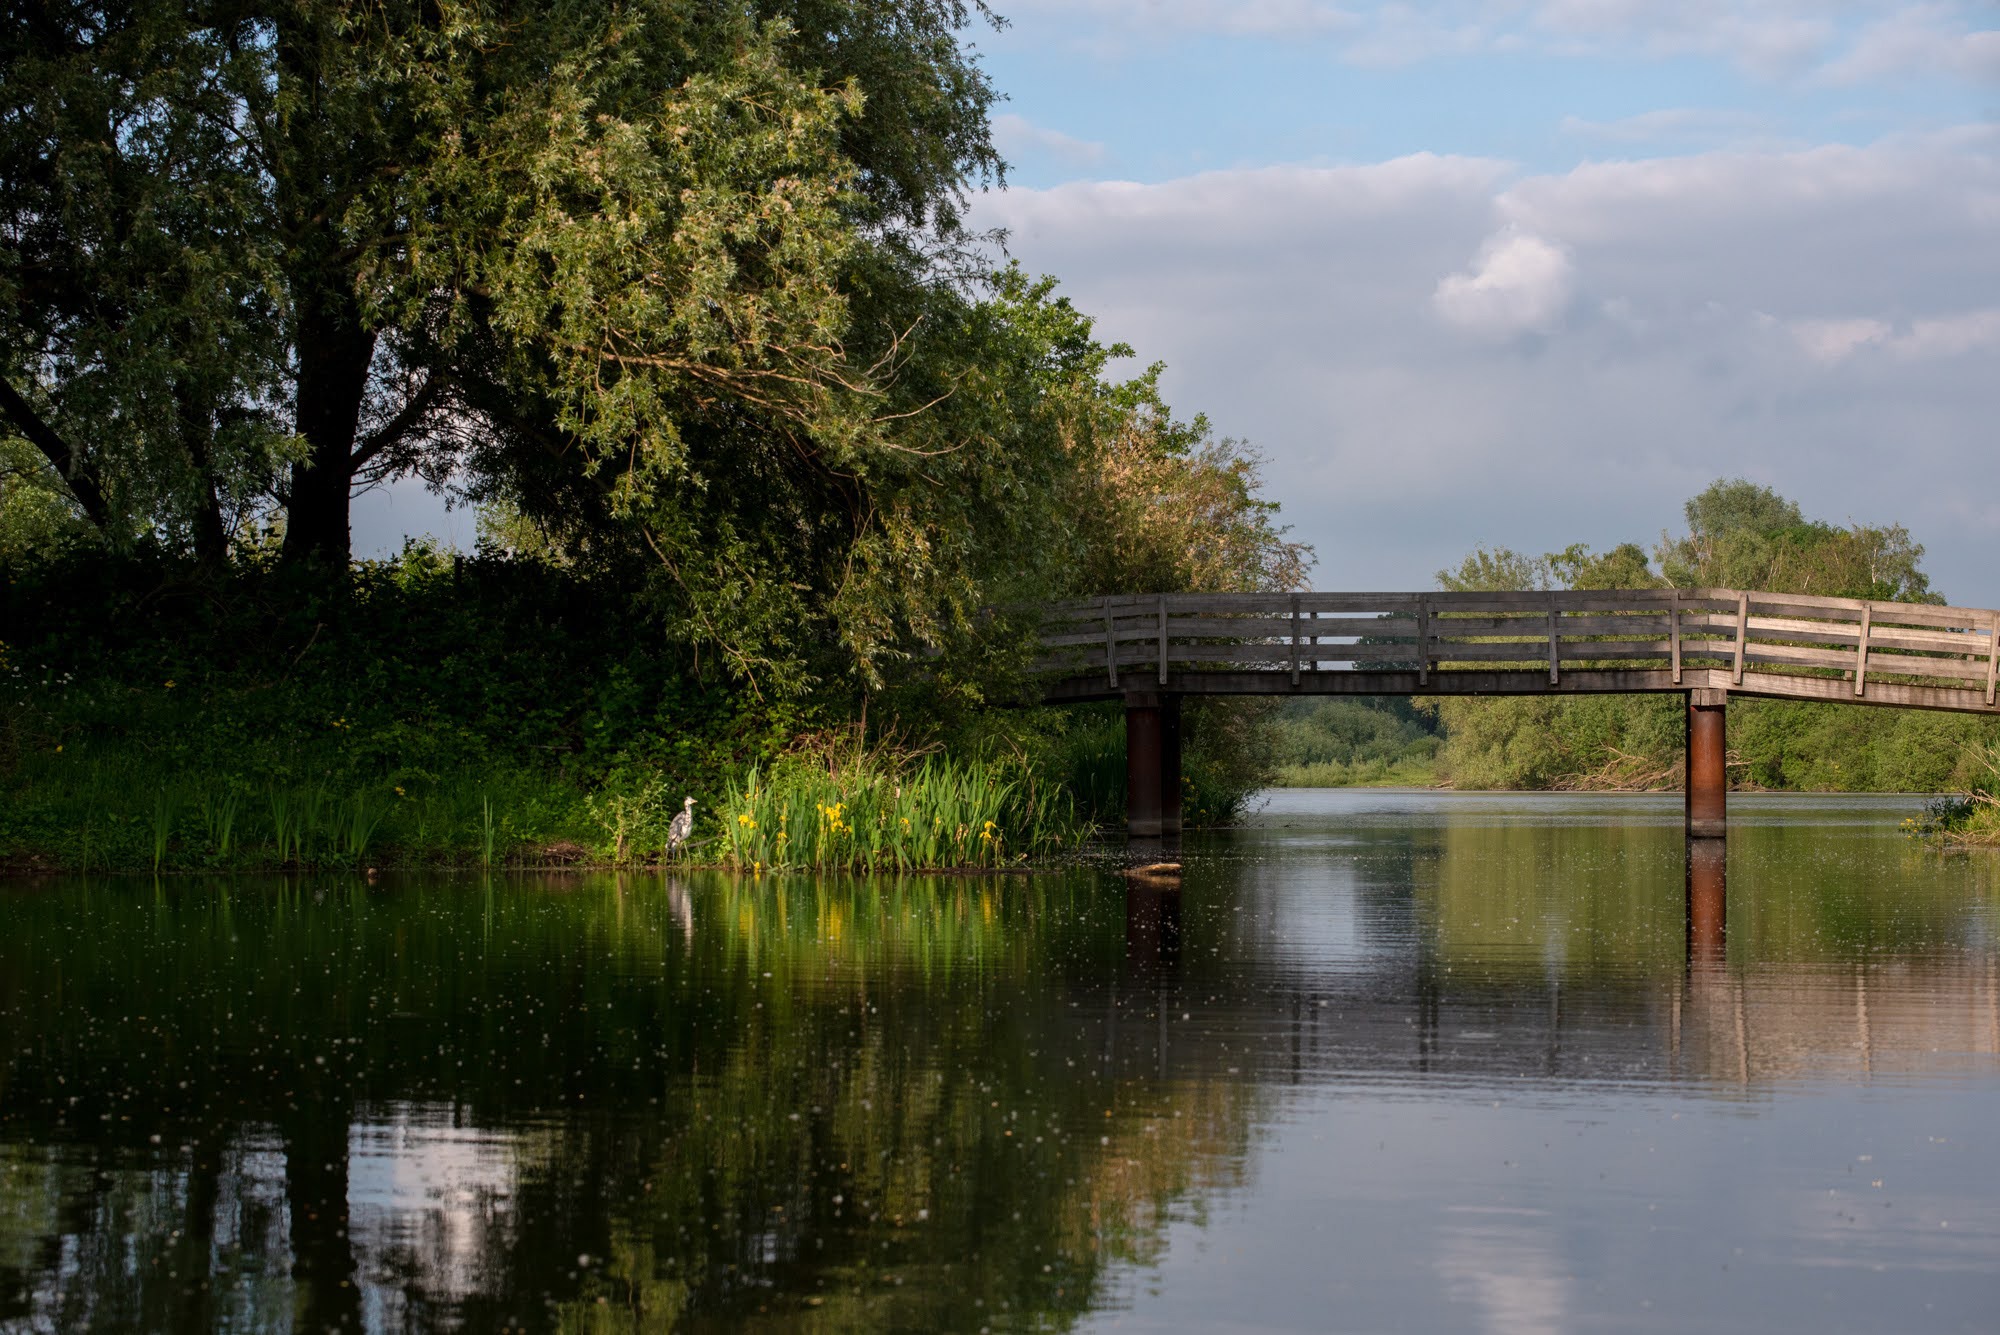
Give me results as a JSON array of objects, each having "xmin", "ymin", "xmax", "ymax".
[{"xmin": 2, "ymin": 791, "xmax": 1997, "ymax": 1332}]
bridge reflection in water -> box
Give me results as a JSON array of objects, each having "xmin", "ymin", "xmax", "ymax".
[{"xmin": 0, "ymin": 795, "xmax": 1995, "ymax": 1330}]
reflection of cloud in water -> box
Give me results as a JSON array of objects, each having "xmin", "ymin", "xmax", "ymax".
[
  {"xmin": 1435, "ymin": 1207, "xmax": 1571, "ymax": 1335},
  {"xmin": 347, "ymin": 1105, "xmax": 520, "ymax": 1312}
]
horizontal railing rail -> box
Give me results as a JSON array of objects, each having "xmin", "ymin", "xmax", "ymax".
[{"xmin": 1032, "ymin": 589, "xmax": 2000, "ymax": 712}]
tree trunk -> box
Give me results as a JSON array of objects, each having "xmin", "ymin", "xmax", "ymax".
[
  {"xmin": 281, "ymin": 283, "xmax": 375, "ymax": 568},
  {"xmin": 175, "ymin": 385, "xmax": 231, "ymax": 567},
  {"xmin": 274, "ymin": 11, "xmax": 376, "ymax": 571},
  {"xmin": 282, "ymin": 1106, "xmax": 364, "ymax": 1331}
]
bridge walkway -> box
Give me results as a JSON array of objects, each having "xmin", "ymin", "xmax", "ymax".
[{"xmin": 1031, "ymin": 588, "xmax": 2000, "ymax": 839}]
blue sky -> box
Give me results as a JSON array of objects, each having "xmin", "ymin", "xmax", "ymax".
[
  {"xmin": 360, "ymin": 1, "xmax": 2000, "ymax": 601},
  {"xmin": 979, "ymin": 2, "xmax": 1999, "ymax": 186}
]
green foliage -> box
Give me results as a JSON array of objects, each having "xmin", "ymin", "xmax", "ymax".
[
  {"xmin": 1657, "ymin": 477, "xmax": 1934, "ymax": 601},
  {"xmin": 0, "ymin": 439, "xmax": 92, "ymax": 560},
  {"xmin": 1904, "ymin": 746, "xmax": 2000, "ymax": 844},
  {"xmin": 1269, "ymin": 697, "xmax": 1442, "ymax": 787},
  {"xmin": 1438, "ymin": 540, "xmax": 1660, "ymax": 594},
  {"xmin": 1435, "ymin": 694, "xmax": 1687, "ymax": 791}
]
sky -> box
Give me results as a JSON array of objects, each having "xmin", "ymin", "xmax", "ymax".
[{"xmin": 358, "ymin": 0, "xmax": 2000, "ymax": 602}]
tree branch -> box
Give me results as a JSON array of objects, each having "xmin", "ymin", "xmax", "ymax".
[
  {"xmin": 0, "ymin": 376, "xmax": 112, "ymax": 531},
  {"xmin": 349, "ymin": 375, "xmax": 445, "ymax": 470}
]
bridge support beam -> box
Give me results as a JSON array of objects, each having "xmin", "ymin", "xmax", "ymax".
[
  {"xmin": 1686, "ymin": 687, "xmax": 1728, "ymax": 839},
  {"xmin": 1124, "ymin": 692, "xmax": 1182, "ymax": 840}
]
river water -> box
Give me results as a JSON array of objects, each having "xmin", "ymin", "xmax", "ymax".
[{"xmin": 1, "ymin": 791, "xmax": 1996, "ymax": 1332}]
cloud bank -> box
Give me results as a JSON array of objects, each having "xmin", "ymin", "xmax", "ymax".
[{"xmin": 974, "ymin": 128, "xmax": 2000, "ymax": 598}]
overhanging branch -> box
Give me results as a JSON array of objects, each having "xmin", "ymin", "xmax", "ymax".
[{"xmin": 0, "ymin": 376, "xmax": 112, "ymax": 531}]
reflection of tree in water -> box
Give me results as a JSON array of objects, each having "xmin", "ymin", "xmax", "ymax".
[{"xmin": 0, "ymin": 873, "xmax": 1264, "ymax": 1331}]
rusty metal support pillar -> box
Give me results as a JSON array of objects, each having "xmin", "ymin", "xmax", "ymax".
[
  {"xmin": 1126, "ymin": 692, "xmax": 1164, "ymax": 838},
  {"xmin": 1686, "ymin": 836, "xmax": 1726, "ymax": 969},
  {"xmin": 1686, "ymin": 687, "xmax": 1728, "ymax": 839},
  {"xmin": 1160, "ymin": 695, "xmax": 1183, "ymax": 838}
]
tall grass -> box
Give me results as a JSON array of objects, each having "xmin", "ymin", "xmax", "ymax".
[
  {"xmin": 0, "ymin": 735, "xmax": 595, "ymax": 871},
  {"xmin": 147, "ymin": 787, "xmax": 176, "ymax": 872},
  {"xmin": 718, "ymin": 751, "xmax": 1086, "ymax": 872}
]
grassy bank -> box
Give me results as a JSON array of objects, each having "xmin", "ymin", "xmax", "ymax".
[
  {"xmin": 0, "ymin": 550, "xmax": 791, "ymax": 871},
  {"xmin": 1904, "ymin": 748, "xmax": 2000, "ymax": 847}
]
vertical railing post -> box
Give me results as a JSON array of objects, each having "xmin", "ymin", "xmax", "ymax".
[
  {"xmin": 1289, "ymin": 592, "xmax": 1301, "ymax": 686},
  {"xmin": 1854, "ymin": 603, "xmax": 1872, "ymax": 697},
  {"xmin": 1417, "ymin": 596, "xmax": 1430, "ymax": 686},
  {"xmin": 1986, "ymin": 610, "xmax": 1998, "ymax": 707},
  {"xmin": 1670, "ymin": 589, "xmax": 1683, "ymax": 685},
  {"xmin": 1157, "ymin": 594, "xmax": 1169, "ymax": 687},
  {"xmin": 1546, "ymin": 593, "xmax": 1560, "ymax": 686},
  {"xmin": 1732, "ymin": 593, "xmax": 1749, "ymax": 685},
  {"xmin": 1103, "ymin": 596, "xmax": 1118, "ymax": 690}
]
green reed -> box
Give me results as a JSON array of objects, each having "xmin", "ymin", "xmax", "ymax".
[
  {"xmin": 146, "ymin": 786, "xmax": 177, "ymax": 872},
  {"xmin": 199, "ymin": 787, "xmax": 239, "ymax": 857},
  {"xmin": 340, "ymin": 788, "xmax": 386, "ymax": 862},
  {"xmin": 718, "ymin": 754, "xmax": 1087, "ymax": 872}
]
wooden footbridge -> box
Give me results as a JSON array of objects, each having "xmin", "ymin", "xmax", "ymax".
[{"xmin": 1033, "ymin": 588, "xmax": 2000, "ymax": 839}]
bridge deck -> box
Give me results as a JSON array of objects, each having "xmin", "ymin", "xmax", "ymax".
[{"xmin": 1036, "ymin": 588, "xmax": 2000, "ymax": 716}]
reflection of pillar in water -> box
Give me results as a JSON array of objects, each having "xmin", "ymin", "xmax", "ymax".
[
  {"xmin": 1685, "ymin": 837, "xmax": 1726, "ymax": 969},
  {"xmin": 1160, "ymin": 695, "xmax": 1183, "ymax": 841},
  {"xmin": 1123, "ymin": 874, "xmax": 1183, "ymax": 973}
]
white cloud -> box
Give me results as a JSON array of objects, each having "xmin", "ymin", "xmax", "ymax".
[
  {"xmin": 1791, "ymin": 316, "xmax": 1893, "ymax": 363},
  {"xmin": 1820, "ymin": 4, "xmax": 2000, "ymax": 84},
  {"xmin": 1000, "ymin": 2, "xmax": 2000, "ymax": 87},
  {"xmin": 1534, "ymin": 1, "xmax": 1838, "ymax": 76},
  {"xmin": 992, "ymin": 114, "xmax": 1109, "ymax": 168},
  {"xmin": 1434, "ymin": 230, "xmax": 1576, "ymax": 336},
  {"xmin": 1002, "ymin": 0, "xmax": 1359, "ymax": 38},
  {"xmin": 974, "ymin": 129, "xmax": 2000, "ymax": 599},
  {"xmin": 1559, "ymin": 107, "xmax": 1774, "ymax": 144},
  {"xmin": 1796, "ymin": 308, "xmax": 2000, "ymax": 362}
]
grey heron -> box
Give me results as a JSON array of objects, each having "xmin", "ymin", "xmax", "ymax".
[{"xmin": 666, "ymin": 796, "xmax": 696, "ymax": 858}]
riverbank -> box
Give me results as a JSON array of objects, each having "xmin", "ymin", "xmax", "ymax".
[{"xmin": 1, "ymin": 553, "xmax": 1279, "ymax": 874}]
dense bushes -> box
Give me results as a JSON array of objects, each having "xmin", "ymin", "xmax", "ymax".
[{"xmin": 0, "ymin": 547, "xmax": 804, "ymax": 870}]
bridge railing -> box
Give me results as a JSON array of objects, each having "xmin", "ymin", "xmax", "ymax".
[{"xmin": 1034, "ymin": 588, "xmax": 2000, "ymax": 706}]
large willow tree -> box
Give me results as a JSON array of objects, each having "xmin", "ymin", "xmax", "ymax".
[{"xmin": 4, "ymin": 2, "xmax": 1307, "ymax": 693}]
